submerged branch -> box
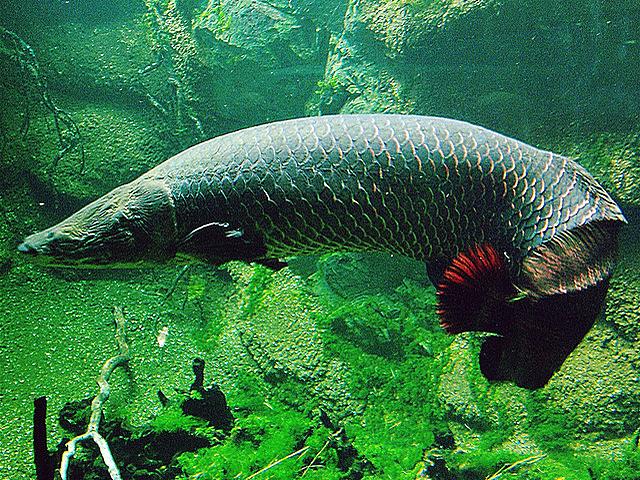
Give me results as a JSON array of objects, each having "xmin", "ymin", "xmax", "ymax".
[
  {"xmin": 485, "ymin": 454, "xmax": 547, "ymax": 480},
  {"xmin": 162, "ymin": 264, "xmax": 190, "ymax": 304},
  {"xmin": 0, "ymin": 27, "xmax": 85, "ymax": 173},
  {"xmin": 59, "ymin": 307, "xmax": 131, "ymax": 480}
]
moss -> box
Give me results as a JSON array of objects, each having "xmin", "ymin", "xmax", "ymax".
[
  {"xmin": 360, "ymin": 0, "xmax": 498, "ymax": 53},
  {"xmin": 586, "ymin": 437, "xmax": 640, "ymax": 479},
  {"xmin": 193, "ymin": 1, "xmax": 232, "ymax": 37},
  {"xmin": 151, "ymin": 405, "xmax": 208, "ymax": 433},
  {"xmin": 345, "ymin": 402, "xmax": 436, "ymax": 478},
  {"xmin": 524, "ymin": 391, "xmax": 576, "ymax": 452},
  {"xmin": 314, "ymin": 280, "xmax": 457, "ymax": 477},
  {"xmin": 178, "ymin": 401, "xmax": 341, "ymax": 479}
]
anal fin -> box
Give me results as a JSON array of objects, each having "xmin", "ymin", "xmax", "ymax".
[{"xmin": 435, "ymin": 244, "xmax": 516, "ymax": 334}]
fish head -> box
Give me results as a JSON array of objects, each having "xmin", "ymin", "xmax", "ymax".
[{"xmin": 18, "ymin": 180, "xmax": 177, "ymax": 267}]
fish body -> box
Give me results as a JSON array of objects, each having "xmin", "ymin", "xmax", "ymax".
[{"xmin": 19, "ymin": 115, "xmax": 626, "ymax": 388}]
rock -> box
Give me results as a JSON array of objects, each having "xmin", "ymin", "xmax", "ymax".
[
  {"xmin": 190, "ymin": 0, "xmax": 332, "ymax": 129},
  {"xmin": 14, "ymin": 102, "xmax": 172, "ymax": 201},
  {"xmin": 319, "ymin": 252, "xmax": 426, "ymax": 299},
  {"xmin": 210, "ymin": 263, "xmax": 360, "ymax": 419}
]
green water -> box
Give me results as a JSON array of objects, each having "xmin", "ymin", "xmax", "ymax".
[{"xmin": 1, "ymin": 0, "xmax": 640, "ymax": 478}]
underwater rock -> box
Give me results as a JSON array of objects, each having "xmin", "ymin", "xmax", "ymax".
[
  {"xmin": 181, "ymin": 357, "xmax": 234, "ymax": 431},
  {"xmin": 319, "ymin": 252, "xmax": 426, "ymax": 299},
  {"xmin": 308, "ymin": 0, "xmax": 498, "ymax": 116},
  {"xmin": 312, "ymin": 0, "xmax": 640, "ymax": 138},
  {"xmin": 438, "ymin": 337, "xmax": 491, "ymax": 428},
  {"xmin": 216, "ymin": 264, "xmax": 361, "ymax": 419},
  {"xmin": 605, "ymin": 253, "xmax": 640, "ymax": 342},
  {"xmin": 5, "ymin": 101, "xmax": 172, "ymax": 202},
  {"xmin": 0, "ymin": 256, "xmax": 13, "ymax": 275},
  {"xmin": 189, "ymin": 0, "xmax": 331, "ymax": 129}
]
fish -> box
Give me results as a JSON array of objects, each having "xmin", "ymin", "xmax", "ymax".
[{"xmin": 18, "ymin": 114, "xmax": 626, "ymax": 388}]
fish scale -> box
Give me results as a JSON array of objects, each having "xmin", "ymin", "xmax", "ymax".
[{"xmin": 139, "ymin": 115, "xmax": 623, "ymax": 275}]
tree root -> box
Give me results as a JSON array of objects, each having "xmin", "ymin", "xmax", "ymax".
[
  {"xmin": 142, "ymin": 0, "xmax": 205, "ymax": 142},
  {"xmin": 0, "ymin": 27, "xmax": 85, "ymax": 173},
  {"xmin": 485, "ymin": 454, "xmax": 547, "ymax": 480},
  {"xmin": 59, "ymin": 307, "xmax": 130, "ymax": 480}
]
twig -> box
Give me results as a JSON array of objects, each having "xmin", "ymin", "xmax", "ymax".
[
  {"xmin": 0, "ymin": 28, "xmax": 85, "ymax": 173},
  {"xmin": 59, "ymin": 307, "xmax": 131, "ymax": 480},
  {"xmin": 300, "ymin": 427, "xmax": 343, "ymax": 477},
  {"xmin": 245, "ymin": 446, "xmax": 310, "ymax": 480},
  {"xmin": 161, "ymin": 264, "xmax": 190, "ymax": 304},
  {"xmin": 301, "ymin": 440, "xmax": 330, "ymax": 476},
  {"xmin": 485, "ymin": 454, "xmax": 547, "ymax": 480}
]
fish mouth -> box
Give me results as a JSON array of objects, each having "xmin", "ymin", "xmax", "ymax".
[
  {"xmin": 18, "ymin": 250, "xmax": 149, "ymax": 269},
  {"xmin": 17, "ymin": 243, "xmax": 94, "ymax": 268},
  {"xmin": 17, "ymin": 239, "xmax": 59, "ymax": 265},
  {"xmin": 17, "ymin": 241, "xmax": 38, "ymax": 255},
  {"xmin": 18, "ymin": 237, "xmax": 112, "ymax": 268}
]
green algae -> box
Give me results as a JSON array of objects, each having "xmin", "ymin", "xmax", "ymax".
[
  {"xmin": 178, "ymin": 404, "xmax": 339, "ymax": 479},
  {"xmin": 151, "ymin": 405, "xmax": 208, "ymax": 433}
]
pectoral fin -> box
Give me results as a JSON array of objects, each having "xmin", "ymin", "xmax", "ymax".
[{"xmin": 178, "ymin": 221, "xmax": 266, "ymax": 266}]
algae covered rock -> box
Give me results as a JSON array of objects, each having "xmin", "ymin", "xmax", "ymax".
[
  {"xmin": 211, "ymin": 263, "xmax": 360, "ymax": 419},
  {"xmin": 7, "ymin": 101, "xmax": 171, "ymax": 201},
  {"xmin": 189, "ymin": 0, "xmax": 332, "ymax": 128}
]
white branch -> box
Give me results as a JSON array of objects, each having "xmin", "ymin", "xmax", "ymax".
[{"xmin": 60, "ymin": 307, "xmax": 130, "ymax": 480}]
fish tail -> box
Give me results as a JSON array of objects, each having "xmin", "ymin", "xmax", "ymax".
[
  {"xmin": 479, "ymin": 280, "xmax": 609, "ymax": 389},
  {"xmin": 481, "ymin": 220, "xmax": 621, "ymax": 388},
  {"xmin": 436, "ymin": 221, "xmax": 619, "ymax": 389}
]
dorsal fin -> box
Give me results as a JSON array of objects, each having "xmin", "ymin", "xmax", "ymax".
[{"xmin": 521, "ymin": 220, "xmax": 620, "ymax": 297}]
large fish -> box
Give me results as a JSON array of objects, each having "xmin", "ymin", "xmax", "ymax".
[{"xmin": 18, "ymin": 115, "xmax": 626, "ymax": 388}]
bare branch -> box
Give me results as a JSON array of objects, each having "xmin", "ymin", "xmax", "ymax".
[{"xmin": 59, "ymin": 307, "xmax": 131, "ymax": 480}]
